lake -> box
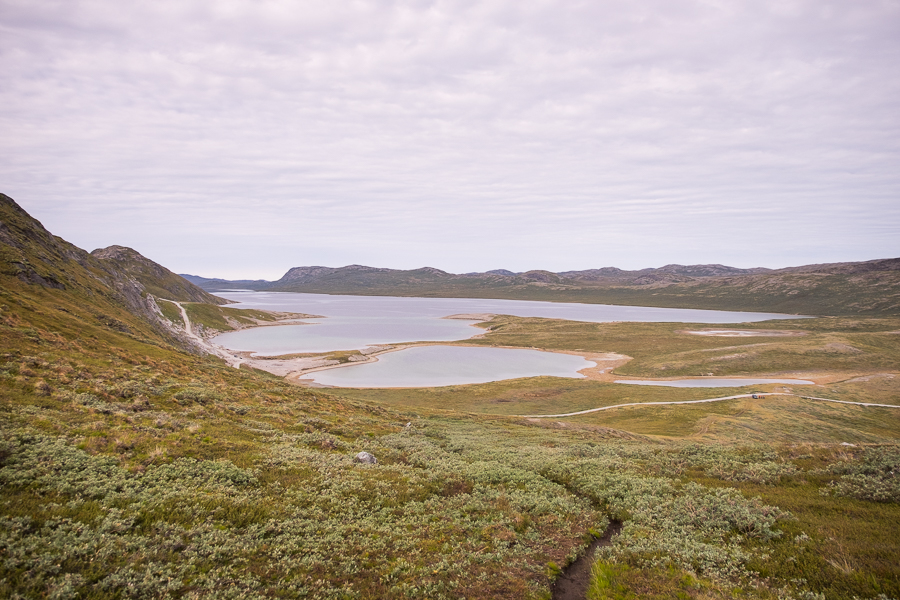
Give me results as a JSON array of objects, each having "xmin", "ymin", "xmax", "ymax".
[
  {"xmin": 212, "ymin": 291, "xmax": 804, "ymax": 355},
  {"xmin": 305, "ymin": 345, "xmax": 596, "ymax": 388}
]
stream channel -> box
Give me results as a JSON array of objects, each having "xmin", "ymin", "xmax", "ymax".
[{"xmin": 551, "ymin": 521, "xmax": 623, "ymax": 600}]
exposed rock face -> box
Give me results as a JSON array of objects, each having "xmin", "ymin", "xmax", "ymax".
[
  {"xmin": 91, "ymin": 245, "xmax": 228, "ymax": 305},
  {"xmin": 12, "ymin": 263, "xmax": 65, "ymax": 288}
]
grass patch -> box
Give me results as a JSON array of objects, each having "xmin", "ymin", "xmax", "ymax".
[
  {"xmin": 156, "ymin": 298, "xmax": 183, "ymax": 324},
  {"xmin": 181, "ymin": 302, "xmax": 236, "ymax": 331},
  {"xmin": 458, "ymin": 316, "xmax": 900, "ymax": 378}
]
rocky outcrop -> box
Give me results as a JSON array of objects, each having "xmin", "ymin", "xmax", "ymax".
[{"xmin": 92, "ymin": 245, "xmax": 228, "ymax": 305}]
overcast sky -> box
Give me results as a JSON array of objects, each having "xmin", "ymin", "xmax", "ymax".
[{"xmin": 2, "ymin": 0, "xmax": 898, "ymax": 279}]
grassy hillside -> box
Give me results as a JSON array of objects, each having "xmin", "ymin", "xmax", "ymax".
[
  {"xmin": 0, "ymin": 194, "xmax": 196, "ymax": 350},
  {"xmin": 0, "ymin": 193, "xmax": 228, "ymax": 341},
  {"xmin": 3, "ymin": 311, "xmax": 898, "ymax": 600},
  {"xmin": 2, "ymin": 194, "xmax": 899, "ymax": 599},
  {"xmin": 173, "ymin": 302, "xmax": 314, "ymax": 337}
]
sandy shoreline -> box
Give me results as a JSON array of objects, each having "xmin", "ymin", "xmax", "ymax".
[
  {"xmin": 189, "ymin": 309, "xmax": 851, "ymax": 389},
  {"xmin": 217, "ymin": 313, "xmax": 498, "ymax": 382},
  {"xmin": 285, "ymin": 342, "xmax": 614, "ymax": 388}
]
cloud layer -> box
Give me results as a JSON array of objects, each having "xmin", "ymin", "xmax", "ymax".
[{"xmin": 2, "ymin": 0, "xmax": 898, "ymax": 278}]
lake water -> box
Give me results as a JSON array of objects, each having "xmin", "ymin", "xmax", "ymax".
[
  {"xmin": 306, "ymin": 346, "xmax": 597, "ymax": 388},
  {"xmin": 614, "ymin": 378, "xmax": 814, "ymax": 388},
  {"xmin": 213, "ymin": 316, "xmax": 477, "ymax": 355},
  {"xmin": 212, "ymin": 291, "xmax": 804, "ymax": 355}
]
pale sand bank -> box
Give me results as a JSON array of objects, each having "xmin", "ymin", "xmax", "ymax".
[{"xmin": 681, "ymin": 329, "xmax": 805, "ymax": 337}]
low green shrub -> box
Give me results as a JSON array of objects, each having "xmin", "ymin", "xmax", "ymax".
[
  {"xmin": 819, "ymin": 446, "xmax": 900, "ymax": 503},
  {"xmin": 173, "ymin": 386, "xmax": 220, "ymax": 405}
]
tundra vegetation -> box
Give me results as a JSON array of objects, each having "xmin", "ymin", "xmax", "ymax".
[
  {"xmin": 1, "ymin": 194, "xmax": 898, "ymax": 599},
  {"xmin": 3, "ymin": 282, "xmax": 899, "ymax": 599}
]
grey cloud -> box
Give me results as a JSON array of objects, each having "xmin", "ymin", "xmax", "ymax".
[{"xmin": 1, "ymin": 0, "xmax": 898, "ymax": 277}]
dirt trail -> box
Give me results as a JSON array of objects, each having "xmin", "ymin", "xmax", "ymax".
[
  {"xmin": 170, "ymin": 301, "xmax": 203, "ymax": 344},
  {"xmin": 551, "ymin": 521, "xmax": 623, "ymax": 600},
  {"xmin": 520, "ymin": 392, "xmax": 900, "ymax": 418},
  {"xmin": 158, "ymin": 299, "xmax": 244, "ymax": 368}
]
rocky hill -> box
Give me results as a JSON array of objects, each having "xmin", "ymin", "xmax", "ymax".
[
  {"xmin": 92, "ymin": 245, "xmax": 227, "ymax": 305},
  {"xmin": 0, "ymin": 193, "xmax": 225, "ymax": 350}
]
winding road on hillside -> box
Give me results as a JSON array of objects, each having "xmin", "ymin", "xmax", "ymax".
[
  {"xmin": 158, "ymin": 299, "xmax": 244, "ymax": 368},
  {"xmin": 169, "ymin": 300, "xmax": 202, "ymax": 343},
  {"xmin": 518, "ymin": 392, "xmax": 900, "ymax": 418}
]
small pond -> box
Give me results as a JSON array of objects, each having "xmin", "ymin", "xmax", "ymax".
[
  {"xmin": 306, "ymin": 346, "xmax": 596, "ymax": 388},
  {"xmin": 614, "ymin": 378, "xmax": 814, "ymax": 388}
]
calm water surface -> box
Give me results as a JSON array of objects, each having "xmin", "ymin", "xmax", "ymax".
[
  {"xmin": 213, "ymin": 317, "xmax": 476, "ymax": 355},
  {"xmin": 212, "ymin": 291, "xmax": 805, "ymax": 354},
  {"xmin": 614, "ymin": 378, "xmax": 814, "ymax": 388},
  {"xmin": 308, "ymin": 346, "xmax": 596, "ymax": 388}
]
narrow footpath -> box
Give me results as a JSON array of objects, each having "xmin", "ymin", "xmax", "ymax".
[{"xmin": 551, "ymin": 521, "xmax": 623, "ymax": 600}]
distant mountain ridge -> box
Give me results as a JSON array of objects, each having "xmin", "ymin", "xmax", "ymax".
[
  {"xmin": 180, "ymin": 274, "xmax": 272, "ymax": 291},
  {"xmin": 187, "ymin": 259, "xmax": 898, "ymax": 288},
  {"xmin": 187, "ymin": 263, "xmax": 775, "ymax": 289},
  {"xmin": 185, "ymin": 258, "xmax": 900, "ymax": 316}
]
